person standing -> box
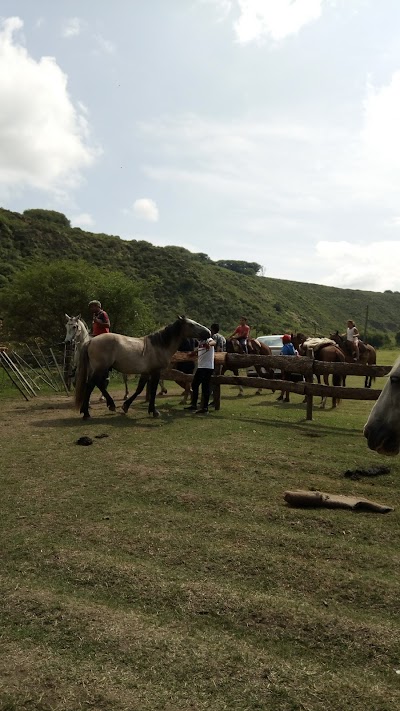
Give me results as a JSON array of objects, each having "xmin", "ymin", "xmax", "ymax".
[
  {"xmin": 209, "ymin": 323, "xmax": 226, "ymax": 407},
  {"xmin": 277, "ymin": 334, "xmax": 298, "ymax": 402},
  {"xmin": 210, "ymin": 323, "xmax": 226, "ymax": 353},
  {"xmin": 346, "ymin": 320, "xmax": 360, "ymax": 361},
  {"xmin": 184, "ymin": 335, "xmax": 216, "ymax": 414},
  {"xmin": 89, "ymin": 300, "xmax": 110, "ymax": 336}
]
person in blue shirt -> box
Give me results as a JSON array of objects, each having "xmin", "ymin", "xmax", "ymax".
[
  {"xmin": 277, "ymin": 334, "xmax": 299, "ymax": 401},
  {"xmin": 280, "ymin": 333, "xmax": 298, "ymax": 356}
]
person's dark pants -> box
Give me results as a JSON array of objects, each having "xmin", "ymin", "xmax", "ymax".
[
  {"xmin": 238, "ymin": 337, "xmax": 248, "ymax": 354},
  {"xmin": 191, "ymin": 368, "xmax": 213, "ymax": 410}
]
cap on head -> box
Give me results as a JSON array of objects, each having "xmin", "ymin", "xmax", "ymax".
[
  {"xmin": 89, "ymin": 300, "xmax": 101, "ymax": 308},
  {"xmin": 282, "ymin": 334, "xmax": 291, "ymax": 343}
]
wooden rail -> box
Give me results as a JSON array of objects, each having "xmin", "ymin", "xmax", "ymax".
[{"xmin": 165, "ymin": 352, "xmax": 389, "ymax": 420}]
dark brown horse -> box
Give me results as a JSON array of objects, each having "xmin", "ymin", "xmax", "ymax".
[
  {"xmin": 292, "ymin": 333, "xmax": 345, "ymax": 408},
  {"xmin": 222, "ymin": 338, "xmax": 275, "ymax": 396},
  {"xmin": 329, "ymin": 331, "xmax": 376, "ymax": 387}
]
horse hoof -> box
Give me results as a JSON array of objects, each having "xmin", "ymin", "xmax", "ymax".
[
  {"xmin": 237, "ymin": 392, "xmax": 244, "ymax": 397},
  {"xmin": 123, "ymin": 395, "xmax": 128, "ymax": 401},
  {"xmin": 108, "ymin": 405, "xmax": 116, "ymax": 412},
  {"xmin": 82, "ymin": 414, "xmax": 91, "ymax": 420},
  {"xmin": 152, "ymin": 410, "xmax": 161, "ymax": 418},
  {"xmin": 122, "ymin": 403, "xmax": 129, "ymax": 414}
]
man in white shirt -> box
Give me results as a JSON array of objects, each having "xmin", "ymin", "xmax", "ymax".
[{"xmin": 184, "ymin": 336, "xmax": 216, "ymax": 414}]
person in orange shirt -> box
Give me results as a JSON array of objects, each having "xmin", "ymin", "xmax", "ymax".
[
  {"xmin": 228, "ymin": 316, "xmax": 250, "ymax": 353},
  {"xmin": 88, "ymin": 300, "xmax": 110, "ymax": 336}
]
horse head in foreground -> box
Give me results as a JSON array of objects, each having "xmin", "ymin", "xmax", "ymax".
[
  {"xmin": 75, "ymin": 316, "xmax": 210, "ymax": 419},
  {"xmin": 364, "ymin": 356, "xmax": 400, "ymax": 456}
]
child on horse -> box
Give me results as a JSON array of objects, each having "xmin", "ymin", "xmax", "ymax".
[{"xmin": 346, "ymin": 320, "xmax": 360, "ymax": 361}]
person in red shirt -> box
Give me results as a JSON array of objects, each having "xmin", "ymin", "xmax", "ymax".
[
  {"xmin": 228, "ymin": 316, "xmax": 250, "ymax": 353},
  {"xmin": 88, "ymin": 300, "xmax": 110, "ymax": 336}
]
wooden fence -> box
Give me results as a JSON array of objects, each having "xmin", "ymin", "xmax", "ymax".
[{"xmin": 162, "ymin": 352, "xmax": 391, "ymax": 420}]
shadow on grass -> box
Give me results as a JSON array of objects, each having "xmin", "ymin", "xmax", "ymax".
[{"xmin": 31, "ymin": 403, "xmax": 186, "ymax": 429}]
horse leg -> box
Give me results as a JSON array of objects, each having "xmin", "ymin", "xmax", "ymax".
[
  {"xmin": 234, "ymin": 369, "xmax": 243, "ymax": 396},
  {"xmin": 254, "ymin": 366, "xmax": 263, "ymax": 395},
  {"xmin": 99, "ymin": 370, "xmax": 111, "ymax": 402},
  {"xmin": 180, "ymin": 382, "xmax": 191, "ymax": 405},
  {"xmin": 97, "ymin": 372, "xmax": 116, "ymax": 412},
  {"xmin": 80, "ymin": 375, "xmax": 97, "ymax": 419},
  {"xmin": 123, "ymin": 373, "xmax": 129, "ymax": 400},
  {"xmin": 122, "ymin": 374, "xmax": 149, "ymax": 413},
  {"xmin": 320, "ymin": 374, "xmax": 328, "ymax": 409},
  {"xmin": 148, "ymin": 372, "xmax": 161, "ymax": 418},
  {"xmin": 159, "ymin": 379, "xmax": 168, "ymax": 395}
]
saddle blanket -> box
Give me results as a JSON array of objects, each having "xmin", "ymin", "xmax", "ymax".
[{"xmin": 303, "ymin": 337, "xmax": 336, "ymax": 352}]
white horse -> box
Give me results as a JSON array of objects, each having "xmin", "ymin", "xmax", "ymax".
[
  {"xmin": 364, "ymin": 355, "xmax": 400, "ymax": 455},
  {"xmin": 64, "ymin": 315, "xmax": 130, "ymax": 400}
]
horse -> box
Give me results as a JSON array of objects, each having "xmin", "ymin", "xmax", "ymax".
[
  {"xmin": 292, "ymin": 333, "xmax": 345, "ymax": 408},
  {"xmin": 329, "ymin": 331, "xmax": 376, "ymax": 388},
  {"xmin": 221, "ymin": 338, "xmax": 275, "ymax": 396},
  {"xmin": 74, "ymin": 316, "xmax": 211, "ymax": 419},
  {"xmin": 364, "ymin": 354, "xmax": 400, "ymax": 455},
  {"xmin": 64, "ymin": 315, "xmax": 130, "ymax": 400},
  {"xmin": 64, "ymin": 315, "xmax": 168, "ymax": 401}
]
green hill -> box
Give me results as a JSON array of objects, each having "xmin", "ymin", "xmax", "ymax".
[{"xmin": 1, "ymin": 207, "xmax": 399, "ymax": 340}]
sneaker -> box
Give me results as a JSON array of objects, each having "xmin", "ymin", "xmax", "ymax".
[
  {"xmin": 184, "ymin": 405, "xmax": 197, "ymax": 411},
  {"xmin": 195, "ymin": 409, "xmax": 209, "ymax": 415}
]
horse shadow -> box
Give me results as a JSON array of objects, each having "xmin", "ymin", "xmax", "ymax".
[{"xmin": 31, "ymin": 404, "xmax": 178, "ymax": 430}]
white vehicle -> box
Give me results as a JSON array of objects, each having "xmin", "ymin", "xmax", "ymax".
[
  {"xmin": 256, "ymin": 334, "xmax": 284, "ymax": 355},
  {"xmin": 247, "ymin": 334, "xmax": 284, "ymax": 376}
]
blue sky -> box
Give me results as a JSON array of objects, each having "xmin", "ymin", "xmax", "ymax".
[{"xmin": 2, "ymin": 1, "xmax": 400, "ymax": 290}]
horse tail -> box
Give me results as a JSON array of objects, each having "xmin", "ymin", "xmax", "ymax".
[{"xmin": 75, "ymin": 342, "xmax": 90, "ymax": 410}]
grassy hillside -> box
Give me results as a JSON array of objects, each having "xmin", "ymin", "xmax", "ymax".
[{"xmin": 1, "ymin": 207, "xmax": 400, "ymax": 338}]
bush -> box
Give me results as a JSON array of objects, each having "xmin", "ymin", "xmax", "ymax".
[
  {"xmin": 0, "ymin": 260, "xmax": 155, "ymax": 344},
  {"xmin": 23, "ymin": 209, "xmax": 71, "ymax": 228}
]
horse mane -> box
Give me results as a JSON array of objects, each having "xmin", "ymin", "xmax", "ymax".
[{"xmin": 147, "ymin": 318, "xmax": 184, "ymax": 348}]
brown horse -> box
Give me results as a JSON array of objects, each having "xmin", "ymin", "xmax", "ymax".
[
  {"xmin": 222, "ymin": 338, "xmax": 275, "ymax": 396},
  {"xmin": 329, "ymin": 331, "xmax": 376, "ymax": 387},
  {"xmin": 292, "ymin": 333, "xmax": 345, "ymax": 408}
]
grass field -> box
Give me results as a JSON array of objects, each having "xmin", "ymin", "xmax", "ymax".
[{"xmin": 0, "ymin": 351, "xmax": 399, "ymax": 710}]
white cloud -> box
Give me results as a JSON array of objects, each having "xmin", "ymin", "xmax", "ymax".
[
  {"xmin": 316, "ymin": 240, "xmax": 400, "ymax": 291},
  {"xmin": 0, "ymin": 17, "xmax": 98, "ymax": 193},
  {"xmin": 71, "ymin": 212, "xmax": 95, "ymax": 228},
  {"xmin": 208, "ymin": 0, "xmax": 324, "ymax": 43},
  {"xmin": 94, "ymin": 34, "xmax": 116, "ymax": 54},
  {"xmin": 132, "ymin": 198, "xmax": 159, "ymax": 222},
  {"xmin": 62, "ymin": 17, "xmax": 83, "ymax": 38}
]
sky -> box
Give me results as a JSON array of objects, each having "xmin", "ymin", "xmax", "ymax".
[{"xmin": 1, "ymin": 0, "xmax": 400, "ymax": 291}]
